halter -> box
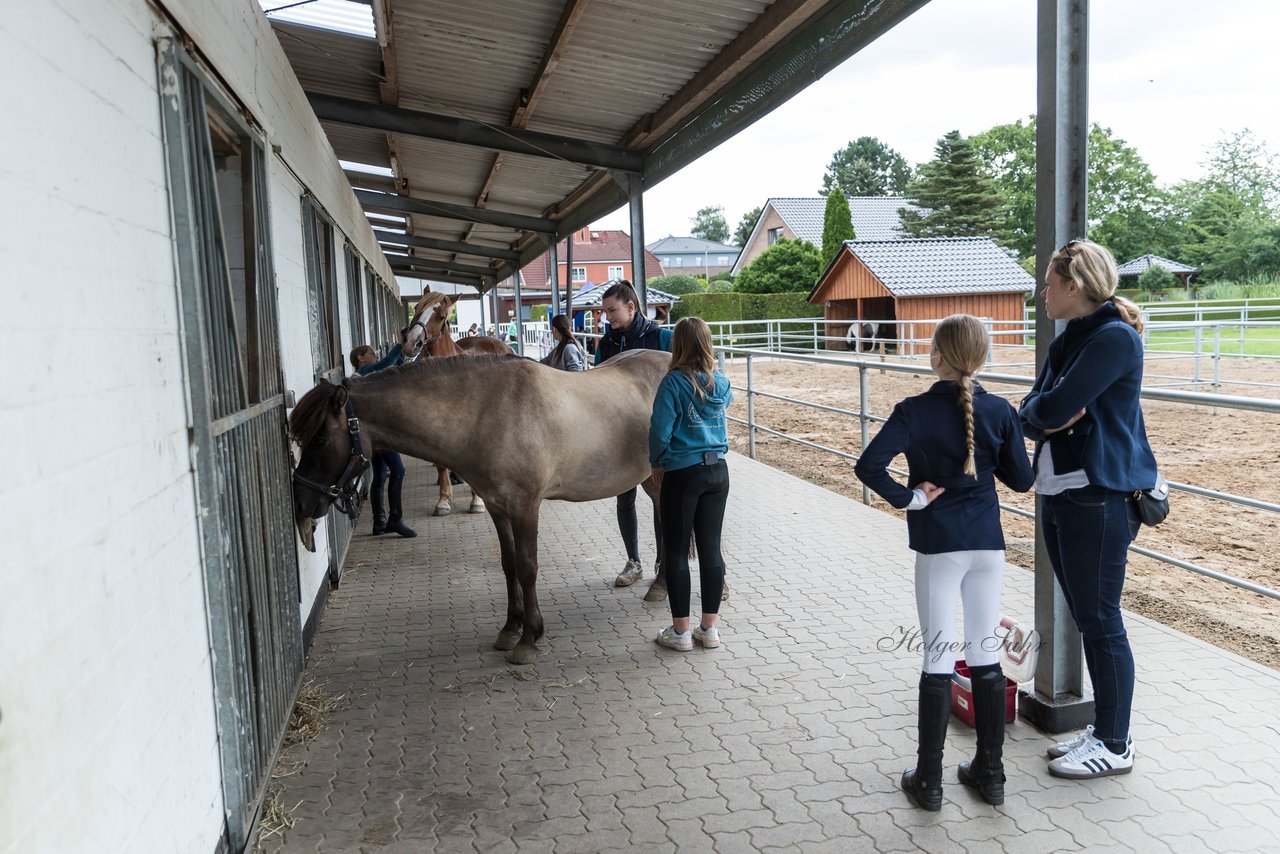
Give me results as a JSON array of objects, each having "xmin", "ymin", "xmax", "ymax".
[
  {"xmin": 291, "ymin": 385, "xmax": 370, "ymax": 520},
  {"xmin": 408, "ymin": 317, "xmax": 442, "ymax": 353}
]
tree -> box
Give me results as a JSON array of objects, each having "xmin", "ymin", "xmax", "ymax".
[
  {"xmin": 1137, "ymin": 265, "xmax": 1176, "ymax": 295},
  {"xmin": 645, "ymin": 274, "xmax": 704, "ymax": 296},
  {"xmin": 972, "ymin": 117, "xmax": 1176, "ymax": 260},
  {"xmin": 822, "ymin": 136, "xmax": 912, "ymax": 196},
  {"xmin": 733, "ymin": 206, "xmax": 762, "ymax": 246},
  {"xmin": 734, "ymin": 237, "xmax": 823, "ymax": 294},
  {"xmin": 1174, "ymin": 131, "xmax": 1280, "ymax": 281},
  {"xmin": 821, "ymin": 189, "xmax": 855, "ymax": 267},
  {"xmin": 900, "ymin": 131, "xmax": 1007, "ymax": 241},
  {"xmin": 690, "ymin": 205, "xmax": 730, "ymax": 244}
]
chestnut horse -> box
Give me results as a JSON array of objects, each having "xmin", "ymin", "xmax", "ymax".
[
  {"xmin": 290, "ymin": 350, "xmax": 673, "ymax": 664},
  {"xmin": 403, "ymin": 291, "xmax": 513, "ymax": 516}
]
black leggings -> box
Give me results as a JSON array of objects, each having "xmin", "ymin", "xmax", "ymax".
[
  {"xmin": 617, "ymin": 486, "xmax": 663, "ymax": 563},
  {"xmin": 660, "ymin": 461, "xmax": 729, "ymax": 620}
]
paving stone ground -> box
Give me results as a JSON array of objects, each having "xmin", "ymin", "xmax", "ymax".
[{"xmin": 262, "ymin": 455, "xmax": 1280, "ymax": 853}]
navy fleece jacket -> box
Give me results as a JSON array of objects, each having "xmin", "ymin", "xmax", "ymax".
[{"xmin": 1019, "ymin": 300, "xmax": 1158, "ymax": 492}]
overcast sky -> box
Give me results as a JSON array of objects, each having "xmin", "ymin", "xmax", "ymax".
[{"xmin": 592, "ymin": 0, "xmax": 1280, "ymax": 243}]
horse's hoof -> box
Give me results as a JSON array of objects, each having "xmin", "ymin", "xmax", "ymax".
[
  {"xmin": 468, "ymin": 500, "xmax": 487, "ymax": 514},
  {"xmin": 508, "ymin": 645, "xmax": 539, "ymax": 665},
  {"xmin": 433, "ymin": 505, "xmax": 452, "ymax": 517},
  {"xmin": 643, "ymin": 583, "xmax": 668, "ymax": 602},
  {"xmin": 494, "ymin": 629, "xmax": 521, "ymax": 651}
]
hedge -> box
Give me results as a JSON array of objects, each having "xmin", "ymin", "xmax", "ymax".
[{"xmin": 672, "ymin": 291, "xmax": 824, "ymax": 323}]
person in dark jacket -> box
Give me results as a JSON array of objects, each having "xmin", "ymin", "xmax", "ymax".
[
  {"xmin": 1020, "ymin": 239, "xmax": 1158, "ymax": 781},
  {"xmin": 350, "ymin": 344, "xmax": 416, "ymax": 538},
  {"xmin": 855, "ymin": 314, "xmax": 1034, "ymax": 811},
  {"xmin": 648, "ymin": 317, "xmax": 733, "ymax": 652},
  {"xmin": 596, "ymin": 281, "xmax": 674, "ymax": 587}
]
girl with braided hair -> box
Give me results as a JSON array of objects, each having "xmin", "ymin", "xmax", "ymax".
[{"xmin": 855, "ymin": 314, "xmax": 1034, "ymax": 812}]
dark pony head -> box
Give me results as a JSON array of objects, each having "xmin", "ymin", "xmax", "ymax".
[{"xmin": 289, "ymin": 379, "xmax": 357, "ymax": 551}]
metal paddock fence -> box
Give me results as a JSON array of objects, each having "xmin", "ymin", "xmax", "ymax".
[{"xmin": 712, "ymin": 345, "xmax": 1280, "ymax": 602}]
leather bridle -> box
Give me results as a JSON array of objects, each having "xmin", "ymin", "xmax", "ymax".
[{"xmin": 291, "ymin": 386, "xmax": 369, "ymax": 520}]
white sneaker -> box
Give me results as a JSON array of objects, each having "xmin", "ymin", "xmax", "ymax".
[
  {"xmin": 655, "ymin": 625, "xmax": 693, "ymax": 652},
  {"xmin": 692, "ymin": 624, "xmax": 721, "ymax": 649},
  {"xmin": 1047, "ymin": 726, "xmax": 1133, "ymax": 759},
  {"xmin": 1048, "ymin": 733, "xmax": 1134, "ymax": 779},
  {"xmin": 1047, "ymin": 725, "xmax": 1095, "ymax": 759},
  {"xmin": 614, "ymin": 559, "xmax": 643, "ymax": 587}
]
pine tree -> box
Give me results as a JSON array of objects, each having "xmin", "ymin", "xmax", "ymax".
[
  {"xmin": 821, "ymin": 189, "xmax": 856, "ymax": 267},
  {"xmin": 900, "ymin": 130, "xmax": 1008, "ymax": 241}
]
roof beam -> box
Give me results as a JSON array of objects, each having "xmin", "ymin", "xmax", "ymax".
[
  {"xmin": 307, "ymin": 92, "xmax": 643, "ymax": 172},
  {"xmin": 356, "ymin": 188, "xmax": 557, "ymax": 233},
  {"xmin": 623, "ymin": 0, "xmax": 829, "ymax": 149},
  {"xmin": 389, "ymin": 256, "xmax": 497, "ymax": 279},
  {"xmin": 388, "ymin": 265, "xmax": 486, "ymax": 288},
  {"xmin": 645, "ymin": 0, "xmax": 930, "ymax": 186},
  {"xmin": 464, "ymin": 0, "xmax": 594, "ymax": 255},
  {"xmin": 375, "ymin": 230, "xmax": 521, "ymax": 263},
  {"xmin": 513, "ymin": 0, "xmax": 593, "ymax": 126},
  {"xmin": 345, "ymin": 170, "xmax": 397, "ymax": 193}
]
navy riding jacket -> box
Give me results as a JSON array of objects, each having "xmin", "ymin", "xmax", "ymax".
[
  {"xmin": 1019, "ymin": 300, "xmax": 1158, "ymax": 493},
  {"xmin": 855, "ymin": 381, "xmax": 1035, "ymax": 554}
]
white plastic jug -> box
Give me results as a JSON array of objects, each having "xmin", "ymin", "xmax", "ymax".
[{"xmin": 997, "ymin": 615, "xmax": 1040, "ymax": 684}]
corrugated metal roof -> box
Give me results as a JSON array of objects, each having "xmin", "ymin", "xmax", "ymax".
[
  {"xmin": 266, "ymin": 0, "xmax": 929, "ymax": 288},
  {"xmin": 838, "ymin": 237, "xmax": 1035, "ymax": 298},
  {"xmin": 1116, "ymin": 254, "xmax": 1197, "ymax": 275}
]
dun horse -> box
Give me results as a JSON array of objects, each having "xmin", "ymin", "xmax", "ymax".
[
  {"xmin": 290, "ymin": 350, "xmax": 671, "ymax": 664},
  {"xmin": 403, "ymin": 291, "xmax": 512, "ymax": 516}
]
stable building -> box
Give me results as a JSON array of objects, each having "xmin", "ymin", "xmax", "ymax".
[{"xmin": 809, "ymin": 237, "xmax": 1035, "ymax": 353}]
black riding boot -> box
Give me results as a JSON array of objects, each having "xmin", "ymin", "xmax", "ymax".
[
  {"xmin": 370, "ymin": 482, "xmax": 387, "ymax": 535},
  {"xmin": 902, "ymin": 672, "xmax": 952, "ymax": 811},
  {"xmin": 958, "ymin": 664, "xmax": 1007, "ymax": 805},
  {"xmin": 385, "ymin": 476, "xmax": 417, "ymax": 538}
]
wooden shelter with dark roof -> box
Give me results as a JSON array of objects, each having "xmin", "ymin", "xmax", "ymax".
[
  {"xmin": 1116, "ymin": 254, "xmax": 1198, "ymax": 288},
  {"xmin": 808, "ymin": 237, "xmax": 1035, "ymax": 353}
]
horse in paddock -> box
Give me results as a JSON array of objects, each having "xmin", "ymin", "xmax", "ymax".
[
  {"xmin": 401, "ymin": 291, "xmax": 513, "ymax": 516},
  {"xmin": 290, "ymin": 350, "xmax": 677, "ymax": 664}
]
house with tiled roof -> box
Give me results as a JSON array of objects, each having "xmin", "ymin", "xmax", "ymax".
[
  {"xmin": 731, "ymin": 195, "xmax": 919, "ymax": 275},
  {"xmin": 808, "ymin": 237, "xmax": 1034, "ymax": 353},
  {"xmin": 647, "ymin": 236, "xmax": 741, "ymax": 277},
  {"xmin": 506, "ymin": 227, "xmax": 665, "ymax": 292}
]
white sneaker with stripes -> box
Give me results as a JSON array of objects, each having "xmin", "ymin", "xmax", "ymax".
[
  {"xmin": 1047, "ymin": 726, "xmax": 1133, "ymax": 759},
  {"xmin": 1047, "ymin": 733, "xmax": 1134, "ymax": 779}
]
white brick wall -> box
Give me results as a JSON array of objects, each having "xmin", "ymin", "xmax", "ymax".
[{"xmin": 0, "ymin": 0, "xmax": 402, "ymax": 850}]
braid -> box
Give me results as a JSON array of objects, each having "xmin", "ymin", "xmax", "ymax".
[{"xmin": 957, "ymin": 374, "xmax": 977, "ymax": 477}]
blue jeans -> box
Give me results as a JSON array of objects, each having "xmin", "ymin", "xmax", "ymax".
[
  {"xmin": 1040, "ymin": 485, "xmax": 1140, "ymax": 743},
  {"xmin": 371, "ymin": 450, "xmax": 405, "ymax": 491}
]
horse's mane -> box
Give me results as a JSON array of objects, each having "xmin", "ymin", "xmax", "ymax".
[
  {"xmin": 289, "ymin": 380, "xmax": 343, "ymax": 445},
  {"xmin": 411, "ymin": 290, "xmax": 450, "ymax": 319}
]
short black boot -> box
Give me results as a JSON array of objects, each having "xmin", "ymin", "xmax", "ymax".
[
  {"xmin": 902, "ymin": 672, "xmax": 952, "ymax": 811},
  {"xmin": 385, "ymin": 476, "xmax": 417, "ymax": 538},
  {"xmin": 370, "ymin": 483, "xmax": 387, "ymax": 535},
  {"xmin": 958, "ymin": 664, "xmax": 1007, "ymax": 805}
]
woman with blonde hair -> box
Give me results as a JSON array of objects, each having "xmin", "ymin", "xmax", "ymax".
[
  {"xmin": 648, "ymin": 317, "xmax": 733, "ymax": 652},
  {"xmin": 855, "ymin": 314, "xmax": 1034, "ymax": 810},
  {"xmin": 1020, "ymin": 239, "xmax": 1159, "ymax": 780}
]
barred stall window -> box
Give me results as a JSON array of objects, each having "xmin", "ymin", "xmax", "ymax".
[{"xmin": 157, "ymin": 38, "xmax": 302, "ymax": 850}]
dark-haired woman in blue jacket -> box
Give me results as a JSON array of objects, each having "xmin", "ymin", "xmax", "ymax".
[
  {"xmin": 856, "ymin": 314, "xmax": 1034, "ymax": 811},
  {"xmin": 1020, "ymin": 239, "xmax": 1158, "ymax": 782}
]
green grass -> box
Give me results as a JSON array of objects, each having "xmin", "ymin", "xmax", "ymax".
[
  {"xmin": 1026, "ymin": 328, "xmax": 1280, "ymax": 356},
  {"xmin": 1143, "ymin": 326, "xmax": 1280, "ymax": 357}
]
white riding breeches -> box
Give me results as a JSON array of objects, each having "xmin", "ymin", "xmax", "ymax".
[{"xmin": 914, "ymin": 550, "xmax": 1006, "ymax": 675}]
